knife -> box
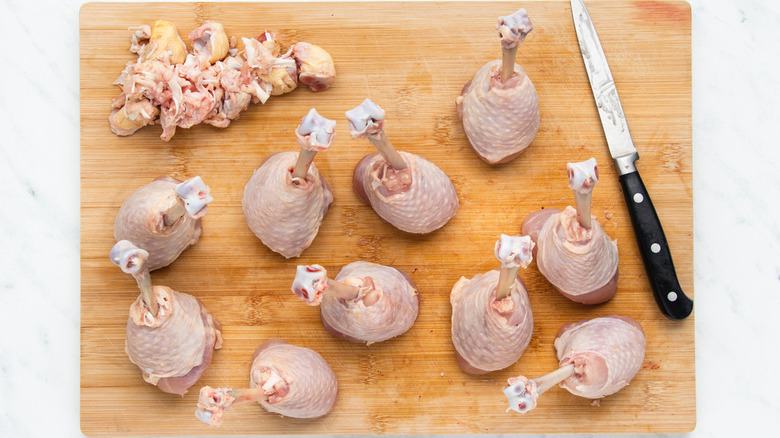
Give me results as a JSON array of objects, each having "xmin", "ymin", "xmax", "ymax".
[{"xmin": 570, "ymin": 0, "xmax": 693, "ymax": 320}]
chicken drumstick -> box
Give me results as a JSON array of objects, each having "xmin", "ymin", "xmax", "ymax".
[
  {"xmin": 450, "ymin": 234, "xmax": 535, "ymax": 374},
  {"xmin": 292, "ymin": 262, "xmax": 419, "ymax": 344},
  {"xmin": 504, "ymin": 315, "xmax": 646, "ymax": 413},
  {"xmin": 110, "ymin": 240, "xmax": 222, "ymax": 395},
  {"xmin": 114, "ymin": 175, "xmax": 213, "ymax": 271},
  {"xmin": 195, "ymin": 339, "xmax": 337, "ymax": 425},
  {"xmin": 521, "ymin": 158, "xmax": 619, "ymax": 304},
  {"xmin": 242, "ymin": 109, "xmax": 335, "ymax": 258},
  {"xmin": 456, "ymin": 9, "xmax": 540, "ymax": 164},
  {"xmin": 348, "ymin": 99, "xmax": 459, "ymax": 234}
]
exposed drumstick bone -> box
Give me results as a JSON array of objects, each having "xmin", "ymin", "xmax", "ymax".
[
  {"xmin": 503, "ymin": 364, "xmax": 576, "ymax": 414},
  {"xmin": 567, "ymin": 158, "xmax": 599, "ymax": 229},
  {"xmin": 493, "ymin": 234, "xmax": 534, "ymax": 300},
  {"xmin": 196, "ymin": 377, "xmax": 279, "ymax": 427},
  {"xmin": 291, "ymin": 264, "xmax": 362, "ymax": 306},
  {"xmin": 162, "ymin": 176, "xmax": 214, "ymax": 227},
  {"xmin": 346, "ymin": 99, "xmax": 407, "ymax": 170},
  {"xmin": 110, "ymin": 240, "xmax": 158, "ymax": 317},
  {"xmin": 292, "ymin": 109, "xmax": 336, "ymax": 181},
  {"xmin": 497, "ymin": 9, "xmax": 533, "ymax": 83}
]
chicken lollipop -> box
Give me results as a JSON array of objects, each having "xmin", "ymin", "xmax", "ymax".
[
  {"xmin": 114, "ymin": 175, "xmax": 213, "ymax": 271},
  {"xmin": 504, "ymin": 315, "xmax": 646, "ymax": 413},
  {"xmin": 348, "ymin": 99, "xmax": 459, "ymax": 234},
  {"xmin": 451, "ymin": 234, "xmax": 534, "ymax": 374},
  {"xmin": 522, "ymin": 158, "xmax": 619, "ymax": 304},
  {"xmin": 196, "ymin": 339, "xmax": 338, "ymax": 425},
  {"xmin": 456, "ymin": 9, "xmax": 540, "ymax": 164},
  {"xmin": 242, "ymin": 109, "xmax": 335, "ymax": 258},
  {"xmin": 110, "ymin": 240, "xmax": 222, "ymax": 395},
  {"xmin": 291, "ymin": 262, "xmax": 419, "ymax": 344}
]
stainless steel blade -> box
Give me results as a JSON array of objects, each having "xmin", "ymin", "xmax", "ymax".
[{"xmin": 571, "ymin": 0, "xmax": 638, "ymax": 175}]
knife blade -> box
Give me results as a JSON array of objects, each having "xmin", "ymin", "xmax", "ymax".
[{"xmin": 570, "ymin": 0, "xmax": 692, "ymax": 320}]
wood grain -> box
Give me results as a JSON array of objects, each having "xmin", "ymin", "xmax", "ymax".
[{"xmin": 80, "ymin": 1, "xmax": 694, "ymax": 435}]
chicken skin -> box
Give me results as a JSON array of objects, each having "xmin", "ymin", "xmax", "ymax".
[
  {"xmin": 110, "ymin": 21, "xmax": 335, "ymax": 140},
  {"xmin": 504, "ymin": 315, "xmax": 646, "ymax": 413},
  {"xmin": 114, "ymin": 175, "xmax": 212, "ymax": 271},
  {"xmin": 242, "ymin": 109, "xmax": 335, "ymax": 258},
  {"xmin": 196, "ymin": 340, "xmax": 338, "ymax": 425},
  {"xmin": 348, "ymin": 99, "xmax": 458, "ymax": 234},
  {"xmin": 456, "ymin": 9, "xmax": 540, "ymax": 164},
  {"xmin": 110, "ymin": 240, "xmax": 222, "ymax": 395},
  {"xmin": 521, "ymin": 158, "xmax": 619, "ymax": 304},
  {"xmin": 292, "ymin": 262, "xmax": 419, "ymax": 344},
  {"xmin": 451, "ymin": 235, "xmax": 535, "ymax": 374}
]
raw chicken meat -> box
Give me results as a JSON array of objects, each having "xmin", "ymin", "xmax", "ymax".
[
  {"xmin": 450, "ymin": 235, "xmax": 534, "ymax": 374},
  {"xmin": 291, "ymin": 42, "xmax": 336, "ymax": 92},
  {"xmin": 242, "ymin": 109, "xmax": 335, "ymax": 258},
  {"xmin": 521, "ymin": 158, "xmax": 619, "ymax": 304},
  {"xmin": 503, "ymin": 315, "xmax": 645, "ymax": 413},
  {"xmin": 114, "ymin": 175, "xmax": 213, "ymax": 271},
  {"xmin": 347, "ymin": 99, "xmax": 459, "ymax": 234},
  {"xmin": 189, "ymin": 21, "xmax": 230, "ymax": 66},
  {"xmin": 456, "ymin": 9, "xmax": 540, "ymax": 164},
  {"xmin": 110, "ymin": 240, "xmax": 222, "ymax": 395},
  {"xmin": 108, "ymin": 95, "xmax": 159, "ymax": 136},
  {"xmin": 135, "ymin": 20, "xmax": 188, "ymax": 64},
  {"xmin": 196, "ymin": 339, "xmax": 338, "ymax": 425},
  {"xmin": 110, "ymin": 20, "xmax": 335, "ymax": 141},
  {"xmin": 291, "ymin": 262, "xmax": 419, "ymax": 344},
  {"xmin": 243, "ymin": 33, "xmax": 298, "ymax": 96}
]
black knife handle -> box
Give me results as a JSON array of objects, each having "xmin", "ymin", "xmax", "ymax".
[{"xmin": 619, "ymin": 171, "xmax": 693, "ymax": 320}]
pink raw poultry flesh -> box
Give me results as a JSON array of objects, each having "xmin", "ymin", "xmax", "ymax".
[
  {"xmin": 292, "ymin": 262, "xmax": 419, "ymax": 344},
  {"xmin": 291, "ymin": 42, "xmax": 336, "ymax": 92},
  {"xmin": 456, "ymin": 9, "xmax": 540, "ymax": 164},
  {"xmin": 195, "ymin": 340, "xmax": 338, "ymax": 425},
  {"xmin": 109, "ymin": 21, "xmax": 335, "ymax": 141},
  {"xmin": 242, "ymin": 109, "xmax": 335, "ymax": 258},
  {"xmin": 110, "ymin": 240, "xmax": 222, "ymax": 395},
  {"xmin": 113, "ymin": 175, "xmax": 213, "ymax": 271},
  {"xmin": 521, "ymin": 158, "xmax": 619, "ymax": 304},
  {"xmin": 189, "ymin": 21, "xmax": 230, "ymax": 66},
  {"xmin": 504, "ymin": 315, "xmax": 646, "ymax": 413},
  {"xmin": 450, "ymin": 235, "xmax": 534, "ymax": 374},
  {"xmin": 348, "ymin": 99, "xmax": 459, "ymax": 234}
]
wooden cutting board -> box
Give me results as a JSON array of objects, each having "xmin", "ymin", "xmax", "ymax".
[{"xmin": 80, "ymin": 1, "xmax": 694, "ymax": 435}]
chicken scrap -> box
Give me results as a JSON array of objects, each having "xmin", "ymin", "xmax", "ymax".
[
  {"xmin": 504, "ymin": 315, "xmax": 646, "ymax": 413},
  {"xmin": 242, "ymin": 109, "xmax": 335, "ymax": 258},
  {"xmin": 196, "ymin": 339, "xmax": 338, "ymax": 425},
  {"xmin": 348, "ymin": 99, "xmax": 459, "ymax": 234},
  {"xmin": 114, "ymin": 175, "xmax": 213, "ymax": 271},
  {"xmin": 521, "ymin": 158, "xmax": 619, "ymax": 304},
  {"xmin": 292, "ymin": 262, "xmax": 419, "ymax": 344},
  {"xmin": 110, "ymin": 240, "xmax": 222, "ymax": 395},
  {"xmin": 456, "ymin": 9, "xmax": 540, "ymax": 164},
  {"xmin": 110, "ymin": 20, "xmax": 335, "ymax": 141},
  {"xmin": 450, "ymin": 235, "xmax": 534, "ymax": 374}
]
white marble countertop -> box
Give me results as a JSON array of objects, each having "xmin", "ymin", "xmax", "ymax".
[{"xmin": 1, "ymin": 0, "xmax": 778, "ymax": 436}]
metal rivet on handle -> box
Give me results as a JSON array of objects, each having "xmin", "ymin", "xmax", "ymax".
[
  {"xmin": 667, "ymin": 291, "xmax": 678, "ymax": 302},
  {"xmin": 633, "ymin": 193, "xmax": 644, "ymax": 203},
  {"xmin": 651, "ymin": 243, "xmax": 661, "ymax": 253}
]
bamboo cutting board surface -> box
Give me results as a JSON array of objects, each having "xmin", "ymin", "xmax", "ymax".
[{"xmin": 80, "ymin": 1, "xmax": 694, "ymax": 435}]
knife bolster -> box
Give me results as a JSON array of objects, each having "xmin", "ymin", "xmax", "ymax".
[{"xmin": 614, "ymin": 152, "xmax": 639, "ymax": 175}]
